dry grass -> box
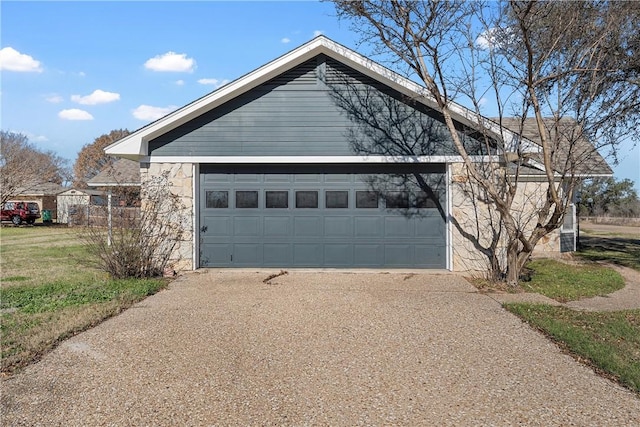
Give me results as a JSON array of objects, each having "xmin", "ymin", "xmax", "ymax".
[{"xmin": 1, "ymin": 225, "xmax": 166, "ymax": 374}]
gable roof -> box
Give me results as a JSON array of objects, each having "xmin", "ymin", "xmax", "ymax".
[
  {"xmin": 499, "ymin": 118, "xmax": 612, "ymax": 176},
  {"xmin": 105, "ymin": 36, "xmax": 609, "ymax": 179},
  {"xmin": 87, "ymin": 159, "xmax": 141, "ymax": 187},
  {"xmin": 16, "ymin": 182, "xmax": 66, "ymax": 196},
  {"xmin": 58, "ymin": 188, "xmax": 105, "ymax": 197},
  {"xmin": 105, "ymin": 36, "xmax": 530, "ymax": 160}
]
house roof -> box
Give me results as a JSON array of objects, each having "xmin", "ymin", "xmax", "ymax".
[
  {"xmin": 58, "ymin": 188, "xmax": 105, "ymax": 197},
  {"xmin": 87, "ymin": 159, "xmax": 141, "ymax": 187},
  {"xmin": 16, "ymin": 182, "xmax": 66, "ymax": 196},
  {"xmin": 105, "ymin": 36, "xmax": 531, "ymax": 161},
  {"xmin": 104, "ymin": 36, "xmax": 608, "ymax": 179},
  {"xmin": 498, "ymin": 118, "xmax": 612, "ymax": 177}
]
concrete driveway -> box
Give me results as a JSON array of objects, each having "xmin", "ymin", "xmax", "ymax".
[{"xmin": 2, "ymin": 271, "xmax": 639, "ymax": 426}]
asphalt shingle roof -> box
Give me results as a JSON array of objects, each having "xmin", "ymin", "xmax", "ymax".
[
  {"xmin": 497, "ymin": 117, "xmax": 612, "ymax": 176},
  {"xmin": 87, "ymin": 159, "xmax": 141, "ymax": 187}
]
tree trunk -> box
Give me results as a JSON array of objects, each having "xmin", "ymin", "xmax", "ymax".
[{"xmin": 505, "ymin": 241, "xmax": 521, "ymax": 287}]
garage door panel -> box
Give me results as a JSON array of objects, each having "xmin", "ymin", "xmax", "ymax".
[
  {"xmin": 384, "ymin": 217, "xmax": 412, "ymax": 237},
  {"xmin": 233, "ymin": 244, "xmax": 261, "ymax": 264},
  {"xmin": 384, "ymin": 245, "xmax": 413, "ymax": 266},
  {"xmin": 234, "ymin": 174, "xmax": 260, "ymax": 183},
  {"xmin": 234, "ymin": 216, "xmax": 260, "ymax": 236},
  {"xmin": 202, "ymin": 243, "xmax": 232, "ymax": 266},
  {"xmin": 324, "ymin": 244, "xmax": 353, "ymax": 265},
  {"xmin": 265, "ymin": 174, "xmax": 291, "ymax": 183},
  {"xmin": 293, "ymin": 244, "xmax": 322, "ymax": 265},
  {"xmin": 203, "ymin": 216, "xmax": 231, "ymax": 236},
  {"xmin": 203, "ymin": 173, "xmax": 231, "ymax": 183},
  {"xmin": 355, "ymin": 217, "xmax": 383, "ymax": 237},
  {"xmin": 354, "ymin": 244, "xmax": 383, "ymax": 266},
  {"xmin": 294, "ymin": 217, "xmax": 322, "ymax": 236},
  {"xmin": 415, "ymin": 245, "xmax": 445, "ymax": 267},
  {"xmin": 295, "ymin": 174, "xmax": 321, "ymax": 183},
  {"xmin": 415, "ymin": 215, "xmax": 446, "ymax": 238},
  {"xmin": 264, "ymin": 216, "xmax": 290, "ymax": 236},
  {"xmin": 325, "ymin": 216, "xmax": 351, "ymax": 236},
  {"xmin": 264, "ymin": 244, "xmax": 292, "ymax": 265}
]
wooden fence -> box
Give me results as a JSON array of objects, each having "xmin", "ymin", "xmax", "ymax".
[{"xmin": 67, "ymin": 205, "xmax": 140, "ymax": 228}]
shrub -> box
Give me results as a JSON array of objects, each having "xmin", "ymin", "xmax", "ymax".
[{"xmin": 80, "ymin": 171, "xmax": 188, "ymax": 278}]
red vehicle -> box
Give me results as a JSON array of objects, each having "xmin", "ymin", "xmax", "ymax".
[{"xmin": 1, "ymin": 201, "xmax": 41, "ymax": 225}]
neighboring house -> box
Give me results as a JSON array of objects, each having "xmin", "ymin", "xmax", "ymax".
[
  {"xmin": 11, "ymin": 182, "xmax": 66, "ymax": 222},
  {"xmin": 105, "ymin": 36, "xmax": 611, "ymax": 272},
  {"xmin": 87, "ymin": 159, "xmax": 141, "ymax": 188},
  {"xmin": 56, "ymin": 188, "xmax": 106, "ymax": 224}
]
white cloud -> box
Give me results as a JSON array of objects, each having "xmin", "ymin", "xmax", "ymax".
[
  {"xmin": 58, "ymin": 109, "xmax": 94, "ymax": 121},
  {"xmin": 175, "ymin": 79, "xmax": 185, "ymax": 86},
  {"xmin": 313, "ymin": 30, "xmax": 323, "ymax": 37},
  {"xmin": 31, "ymin": 134, "xmax": 49, "ymax": 142},
  {"xmin": 478, "ymin": 97, "xmax": 488, "ymax": 106},
  {"xmin": 281, "ymin": 37, "xmax": 291, "ymax": 44},
  {"xmin": 45, "ymin": 94, "xmax": 64, "ymax": 103},
  {"xmin": 0, "ymin": 47, "xmax": 43, "ymax": 72},
  {"xmin": 132, "ymin": 104, "xmax": 177, "ymax": 121},
  {"xmin": 198, "ymin": 78, "xmax": 230, "ymax": 89},
  {"xmin": 71, "ymin": 89, "xmax": 120, "ymax": 105},
  {"xmin": 144, "ymin": 51, "xmax": 196, "ymax": 72},
  {"xmin": 476, "ymin": 27, "xmax": 513, "ymax": 50},
  {"xmin": 476, "ymin": 31, "xmax": 494, "ymax": 50}
]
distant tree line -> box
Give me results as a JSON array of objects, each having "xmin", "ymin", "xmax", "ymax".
[{"xmin": 579, "ymin": 177, "xmax": 640, "ymax": 218}]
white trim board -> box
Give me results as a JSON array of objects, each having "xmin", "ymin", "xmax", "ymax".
[{"xmin": 143, "ymin": 155, "xmax": 500, "ymax": 164}]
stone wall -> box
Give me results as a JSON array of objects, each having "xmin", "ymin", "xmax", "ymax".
[
  {"xmin": 449, "ymin": 163, "xmax": 561, "ymax": 274},
  {"xmin": 141, "ymin": 163, "xmax": 194, "ymax": 271}
]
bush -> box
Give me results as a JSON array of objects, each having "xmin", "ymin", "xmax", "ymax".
[{"xmin": 80, "ymin": 172, "xmax": 188, "ymax": 278}]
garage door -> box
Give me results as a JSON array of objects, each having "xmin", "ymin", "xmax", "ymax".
[{"xmin": 199, "ymin": 164, "xmax": 446, "ymax": 268}]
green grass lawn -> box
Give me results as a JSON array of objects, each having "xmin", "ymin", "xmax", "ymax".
[
  {"xmin": 0, "ymin": 225, "xmax": 167, "ymax": 374},
  {"xmin": 505, "ymin": 227, "xmax": 640, "ymax": 394},
  {"xmin": 577, "ymin": 234, "xmax": 640, "ymax": 271},
  {"xmin": 523, "ymin": 259, "xmax": 624, "ymax": 302},
  {"xmin": 506, "ymin": 304, "xmax": 640, "ymax": 393}
]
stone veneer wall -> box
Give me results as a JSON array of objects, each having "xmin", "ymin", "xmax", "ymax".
[
  {"xmin": 449, "ymin": 163, "xmax": 561, "ymax": 273},
  {"xmin": 141, "ymin": 163, "xmax": 194, "ymax": 271}
]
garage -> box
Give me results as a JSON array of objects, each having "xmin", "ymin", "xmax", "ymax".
[{"xmin": 199, "ymin": 163, "xmax": 446, "ymax": 268}]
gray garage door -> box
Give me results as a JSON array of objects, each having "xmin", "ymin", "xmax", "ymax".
[{"xmin": 199, "ymin": 164, "xmax": 446, "ymax": 268}]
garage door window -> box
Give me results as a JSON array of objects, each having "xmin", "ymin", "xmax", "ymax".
[
  {"xmin": 236, "ymin": 191, "xmax": 259, "ymax": 208},
  {"xmin": 356, "ymin": 191, "xmax": 378, "ymax": 208},
  {"xmin": 415, "ymin": 191, "xmax": 439, "ymax": 208},
  {"xmin": 385, "ymin": 192, "xmax": 409, "ymax": 209},
  {"xmin": 326, "ymin": 191, "xmax": 349, "ymax": 208},
  {"xmin": 266, "ymin": 191, "xmax": 288, "ymax": 208},
  {"xmin": 206, "ymin": 191, "xmax": 228, "ymax": 208},
  {"xmin": 296, "ymin": 191, "xmax": 318, "ymax": 208}
]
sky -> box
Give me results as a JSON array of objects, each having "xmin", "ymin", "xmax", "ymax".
[{"xmin": 2, "ymin": 1, "xmax": 638, "ymax": 191}]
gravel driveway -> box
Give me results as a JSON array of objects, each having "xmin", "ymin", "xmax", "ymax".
[{"xmin": 2, "ymin": 271, "xmax": 639, "ymax": 426}]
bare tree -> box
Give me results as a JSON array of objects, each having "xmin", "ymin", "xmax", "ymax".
[
  {"xmin": 332, "ymin": 0, "xmax": 639, "ymax": 285},
  {"xmin": 0, "ymin": 131, "xmax": 70, "ymax": 205},
  {"xmin": 73, "ymin": 129, "xmax": 130, "ymax": 188}
]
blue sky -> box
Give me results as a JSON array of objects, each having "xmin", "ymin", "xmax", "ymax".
[{"xmin": 2, "ymin": 1, "xmax": 638, "ymax": 190}]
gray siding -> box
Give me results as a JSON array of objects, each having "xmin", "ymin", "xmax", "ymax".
[{"xmin": 149, "ymin": 56, "xmax": 485, "ymax": 157}]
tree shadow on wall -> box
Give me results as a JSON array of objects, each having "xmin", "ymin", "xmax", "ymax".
[{"xmin": 324, "ymin": 66, "xmax": 505, "ymax": 277}]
